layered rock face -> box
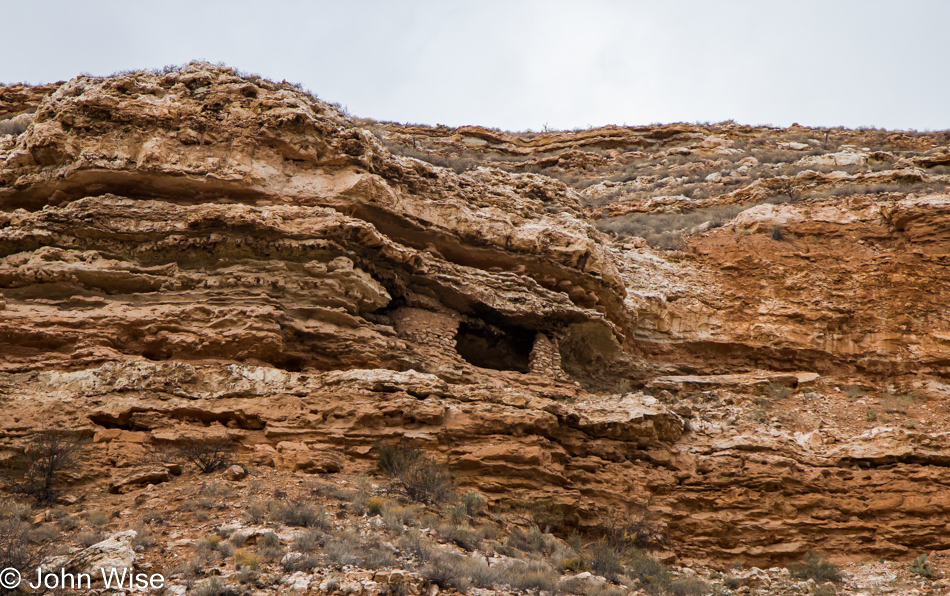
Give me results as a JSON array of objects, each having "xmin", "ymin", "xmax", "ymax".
[{"xmin": 3, "ymin": 63, "xmax": 950, "ymax": 565}]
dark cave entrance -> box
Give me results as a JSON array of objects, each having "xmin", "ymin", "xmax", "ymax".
[{"xmin": 454, "ymin": 320, "xmax": 535, "ymax": 373}]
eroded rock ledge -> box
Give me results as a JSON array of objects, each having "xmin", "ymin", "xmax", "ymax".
[{"xmin": 4, "ymin": 63, "xmax": 950, "ymax": 565}]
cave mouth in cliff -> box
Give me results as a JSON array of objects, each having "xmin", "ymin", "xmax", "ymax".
[{"xmin": 454, "ymin": 321, "xmax": 534, "ymax": 373}]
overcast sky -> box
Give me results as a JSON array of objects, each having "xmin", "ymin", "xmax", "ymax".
[{"xmin": 3, "ymin": 0, "xmax": 948, "ymax": 131}]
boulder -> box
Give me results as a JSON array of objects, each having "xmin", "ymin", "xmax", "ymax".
[
  {"xmin": 42, "ymin": 530, "xmax": 136, "ymax": 576},
  {"xmin": 108, "ymin": 466, "xmax": 171, "ymax": 494},
  {"xmin": 227, "ymin": 465, "xmax": 247, "ymax": 481}
]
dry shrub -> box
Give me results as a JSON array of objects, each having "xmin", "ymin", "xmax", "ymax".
[
  {"xmin": 172, "ymin": 437, "xmax": 234, "ymax": 473},
  {"xmin": 375, "ymin": 443, "xmax": 454, "ymax": 504},
  {"xmin": 595, "ymin": 203, "xmax": 749, "ymax": 249},
  {"xmin": 0, "ymin": 518, "xmax": 53, "ymax": 581},
  {"xmin": 292, "ymin": 529, "xmax": 327, "ymax": 552},
  {"xmin": 325, "ymin": 531, "xmax": 362, "ymax": 568},
  {"xmin": 422, "ymin": 552, "xmax": 500, "ymax": 591},
  {"xmin": 503, "ymin": 560, "xmax": 560, "ymax": 592},
  {"xmin": 267, "ymin": 499, "xmax": 330, "ymax": 529},
  {"xmin": 283, "ymin": 553, "xmax": 320, "ymax": 572},
  {"xmin": 2, "ymin": 430, "xmax": 83, "ymax": 504}
]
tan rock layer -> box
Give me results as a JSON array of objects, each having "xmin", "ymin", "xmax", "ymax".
[{"xmin": 4, "ymin": 64, "xmax": 950, "ymax": 567}]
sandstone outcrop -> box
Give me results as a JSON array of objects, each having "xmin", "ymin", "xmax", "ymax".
[{"xmin": 4, "ymin": 63, "xmax": 950, "ymax": 569}]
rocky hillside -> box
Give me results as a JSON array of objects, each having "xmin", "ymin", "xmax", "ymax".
[{"xmin": 2, "ymin": 63, "xmax": 950, "ymax": 595}]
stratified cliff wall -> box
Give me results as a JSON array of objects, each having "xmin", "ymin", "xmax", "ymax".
[{"xmin": 4, "ymin": 63, "xmax": 950, "ymax": 565}]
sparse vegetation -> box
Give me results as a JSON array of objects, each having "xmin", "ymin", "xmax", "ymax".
[
  {"xmin": 505, "ymin": 560, "xmax": 560, "ymax": 592},
  {"xmin": 0, "ymin": 517, "xmax": 53, "ymax": 590},
  {"xmin": 750, "ymin": 397, "xmax": 772, "ymax": 423},
  {"xmin": 172, "ymin": 436, "xmax": 235, "ymax": 474},
  {"xmin": 191, "ymin": 577, "xmax": 234, "ymax": 596},
  {"xmin": 268, "ymin": 499, "xmax": 330, "ymax": 529},
  {"xmin": 381, "ymin": 141, "xmax": 481, "ymax": 173},
  {"xmin": 844, "ymin": 385, "xmax": 868, "ymax": 400},
  {"xmin": 1, "ymin": 430, "xmax": 83, "ymax": 504},
  {"xmin": 78, "ymin": 531, "xmax": 104, "ymax": 547},
  {"xmin": 325, "ymin": 531, "xmax": 362, "ymax": 568},
  {"xmin": 589, "ymin": 540, "xmax": 624, "ymax": 580},
  {"xmin": 283, "ymin": 552, "xmax": 321, "ymax": 572},
  {"xmin": 909, "ymin": 554, "xmax": 936, "ymax": 579},
  {"xmin": 257, "ymin": 530, "xmax": 283, "ymax": 561},
  {"xmin": 461, "ymin": 490, "xmax": 487, "ymax": 516},
  {"xmin": 422, "ymin": 552, "xmax": 500, "ymax": 592},
  {"xmin": 812, "ymin": 584, "xmax": 837, "ymax": 596},
  {"xmin": 234, "ymin": 547, "xmax": 262, "ymax": 570},
  {"xmin": 594, "ymin": 204, "xmax": 750, "ymax": 249},
  {"xmin": 767, "ymin": 382, "xmax": 793, "ymax": 399},
  {"xmin": 292, "ymin": 528, "xmax": 326, "ymax": 552},
  {"xmin": 789, "ymin": 552, "xmax": 843, "ymax": 583},
  {"xmin": 375, "ymin": 443, "xmax": 455, "ymax": 504},
  {"xmin": 85, "ymin": 509, "xmax": 113, "ymax": 527}
]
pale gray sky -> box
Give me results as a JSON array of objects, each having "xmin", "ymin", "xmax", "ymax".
[{"xmin": 3, "ymin": 0, "xmax": 948, "ymax": 131}]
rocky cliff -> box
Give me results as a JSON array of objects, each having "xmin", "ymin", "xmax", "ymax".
[{"xmin": 3, "ymin": 63, "xmax": 950, "ymax": 580}]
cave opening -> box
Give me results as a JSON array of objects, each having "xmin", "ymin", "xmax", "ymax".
[{"xmin": 454, "ymin": 320, "xmax": 535, "ymax": 373}]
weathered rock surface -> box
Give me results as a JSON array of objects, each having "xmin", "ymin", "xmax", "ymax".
[
  {"xmin": 42, "ymin": 530, "xmax": 137, "ymax": 575},
  {"xmin": 4, "ymin": 63, "xmax": 950, "ymax": 567}
]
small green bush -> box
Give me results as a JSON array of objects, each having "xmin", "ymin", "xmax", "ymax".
[
  {"xmin": 85, "ymin": 510, "xmax": 113, "ymax": 528},
  {"xmin": 366, "ymin": 497, "xmax": 385, "ymax": 516},
  {"xmin": 909, "ymin": 554, "xmax": 936, "ymax": 579},
  {"xmin": 396, "ymin": 528, "xmax": 432, "ymax": 561},
  {"xmin": 668, "ymin": 577, "xmax": 713, "ymax": 596},
  {"xmin": 789, "ymin": 552, "xmax": 842, "ymax": 583},
  {"xmin": 78, "ymin": 531, "xmax": 104, "ymax": 547},
  {"xmin": 422, "ymin": 552, "xmax": 500, "ymax": 591},
  {"xmin": 363, "ymin": 547, "xmax": 397, "ymax": 569},
  {"xmin": 560, "ymin": 556, "xmax": 588, "ymax": 572},
  {"xmin": 382, "ymin": 503, "xmax": 424, "ymax": 531},
  {"xmin": 325, "ymin": 531, "xmax": 362, "ymax": 568},
  {"xmin": 293, "ymin": 529, "xmax": 327, "ymax": 552},
  {"xmin": 216, "ymin": 541, "xmax": 235, "ymax": 558},
  {"xmin": 259, "ymin": 531, "xmax": 280, "ymax": 548},
  {"xmin": 268, "ymin": 499, "xmax": 330, "ymax": 529},
  {"xmin": 589, "ymin": 540, "xmax": 624, "ymax": 580},
  {"xmin": 168, "ymin": 555, "xmax": 203, "ymax": 578},
  {"xmin": 445, "ymin": 503, "xmax": 467, "ymax": 525},
  {"xmin": 461, "ymin": 491, "xmax": 487, "ymax": 516},
  {"xmin": 504, "ymin": 560, "xmax": 559, "ymax": 592},
  {"xmin": 234, "ymin": 548, "xmax": 262, "ymax": 570},
  {"xmin": 191, "ymin": 577, "xmax": 234, "ymax": 596},
  {"xmin": 626, "ymin": 551, "xmax": 675, "ymax": 596},
  {"xmin": 436, "ymin": 523, "xmax": 481, "ymax": 552},
  {"xmin": 505, "ymin": 525, "xmax": 550, "ymax": 554}
]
